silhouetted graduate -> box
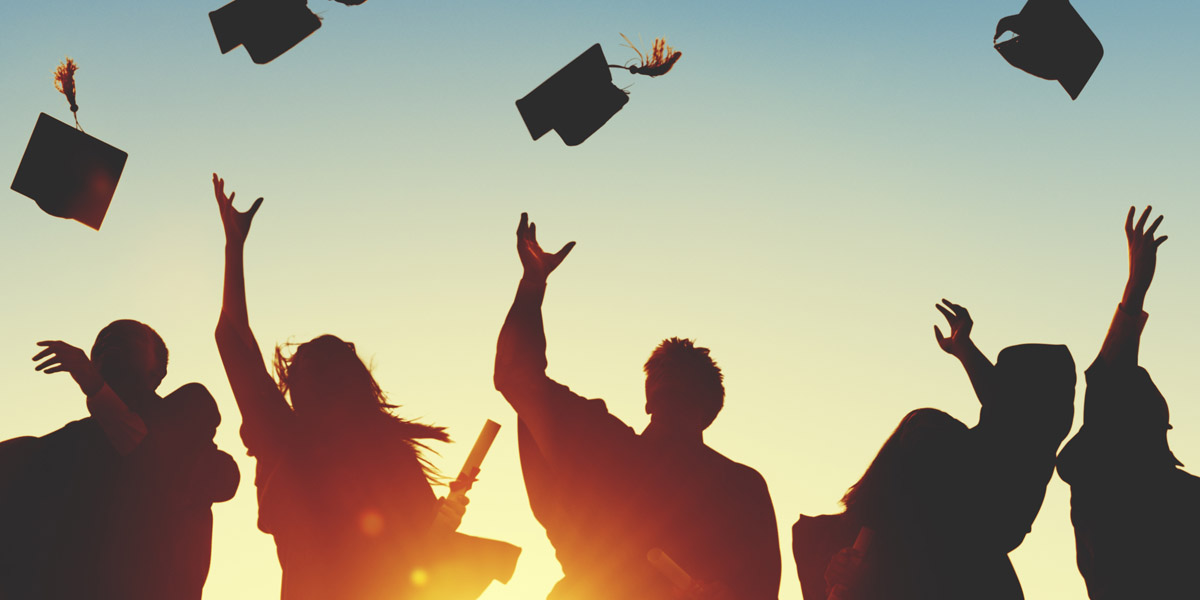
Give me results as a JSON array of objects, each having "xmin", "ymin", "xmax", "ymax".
[
  {"xmin": 794, "ymin": 409, "xmax": 997, "ymax": 600},
  {"xmin": 211, "ymin": 174, "xmax": 518, "ymax": 599},
  {"xmin": 794, "ymin": 300, "xmax": 1071, "ymax": 600},
  {"xmin": 994, "ymin": 0, "xmax": 1103, "ymax": 99},
  {"xmin": 517, "ymin": 36, "xmax": 681, "ymax": 146},
  {"xmin": 933, "ymin": 300, "xmax": 1076, "ymax": 591},
  {"xmin": 0, "ymin": 321, "xmax": 240, "ymax": 599},
  {"xmin": 11, "ymin": 59, "xmax": 127, "ymax": 229},
  {"xmin": 494, "ymin": 214, "xmax": 779, "ymax": 599},
  {"xmin": 1057, "ymin": 207, "xmax": 1200, "ymax": 599}
]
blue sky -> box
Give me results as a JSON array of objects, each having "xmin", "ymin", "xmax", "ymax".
[{"xmin": 3, "ymin": 1, "xmax": 1199, "ymax": 598}]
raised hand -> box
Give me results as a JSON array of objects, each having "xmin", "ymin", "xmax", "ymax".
[
  {"xmin": 33, "ymin": 340, "xmax": 104, "ymax": 396},
  {"xmin": 213, "ymin": 173, "xmax": 263, "ymax": 246},
  {"xmin": 1125, "ymin": 206, "xmax": 1167, "ymax": 298},
  {"xmin": 934, "ymin": 299, "xmax": 974, "ymax": 358},
  {"xmin": 516, "ymin": 212, "xmax": 575, "ymax": 282}
]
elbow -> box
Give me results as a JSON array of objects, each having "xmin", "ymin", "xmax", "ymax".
[
  {"xmin": 215, "ymin": 318, "xmax": 232, "ymax": 346},
  {"xmin": 493, "ymin": 364, "xmax": 543, "ymax": 401},
  {"xmin": 215, "ymin": 318, "xmax": 245, "ymax": 352},
  {"xmin": 493, "ymin": 367, "xmax": 515, "ymax": 395}
]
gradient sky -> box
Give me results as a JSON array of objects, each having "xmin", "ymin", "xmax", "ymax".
[{"xmin": 3, "ymin": 1, "xmax": 1200, "ymax": 598}]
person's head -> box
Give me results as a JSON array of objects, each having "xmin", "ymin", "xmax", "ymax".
[
  {"xmin": 1088, "ymin": 366, "xmax": 1179, "ymax": 466},
  {"xmin": 841, "ymin": 408, "xmax": 970, "ymax": 526},
  {"xmin": 90, "ymin": 320, "xmax": 168, "ymax": 396},
  {"xmin": 275, "ymin": 335, "xmax": 389, "ymax": 422},
  {"xmin": 274, "ymin": 335, "xmax": 448, "ymax": 440},
  {"xmin": 991, "ymin": 343, "xmax": 1076, "ymax": 439},
  {"xmin": 643, "ymin": 338, "xmax": 724, "ymax": 432}
]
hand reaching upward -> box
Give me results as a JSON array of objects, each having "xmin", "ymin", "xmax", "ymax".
[
  {"xmin": 33, "ymin": 340, "xmax": 104, "ymax": 396},
  {"xmin": 213, "ymin": 173, "xmax": 263, "ymax": 247},
  {"xmin": 934, "ymin": 299, "xmax": 974, "ymax": 358},
  {"xmin": 1125, "ymin": 206, "xmax": 1167, "ymax": 301},
  {"xmin": 517, "ymin": 212, "xmax": 575, "ymax": 282}
]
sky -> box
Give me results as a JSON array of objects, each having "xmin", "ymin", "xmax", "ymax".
[{"xmin": 2, "ymin": 0, "xmax": 1199, "ymax": 598}]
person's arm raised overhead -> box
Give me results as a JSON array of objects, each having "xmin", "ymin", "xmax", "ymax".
[
  {"xmin": 935, "ymin": 299, "xmax": 998, "ymax": 409},
  {"xmin": 32, "ymin": 340, "xmax": 146, "ymax": 455},
  {"xmin": 211, "ymin": 174, "xmax": 291, "ymax": 455},
  {"xmin": 493, "ymin": 213, "xmax": 575, "ymax": 433},
  {"xmin": 1098, "ymin": 206, "xmax": 1166, "ymax": 368}
]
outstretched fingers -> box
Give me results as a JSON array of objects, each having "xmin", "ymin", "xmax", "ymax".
[
  {"xmin": 942, "ymin": 298, "xmax": 969, "ymax": 319},
  {"xmin": 1135, "ymin": 205, "xmax": 1152, "ymax": 235},
  {"xmin": 1146, "ymin": 215, "xmax": 1164, "ymax": 239},
  {"xmin": 555, "ymin": 241, "xmax": 576, "ymax": 261},
  {"xmin": 32, "ymin": 341, "xmax": 59, "ymax": 362},
  {"xmin": 936, "ymin": 303, "xmax": 955, "ymax": 324},
  {"xmin": 247, "ymin": 197, "xmax": 264, "ymax": 220}
]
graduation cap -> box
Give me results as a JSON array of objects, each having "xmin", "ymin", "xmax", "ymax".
[
  {"xmin": 10, "ymin": 60, "xmax": 127, "ymax": 230},
  {"xmin": 516, "ymin": 44, "xmax": 629, "ymax": 146},
  {"xmin": 210, "ymin": 0, "xmax": 321, "ymax": 64},
  {"xmin": 517, "ymin": 36, "xmax": 682, "ymax": 146},
  {"xmin": 994, "ymin": 0, "xmax": 1103, "ymax": 99}
]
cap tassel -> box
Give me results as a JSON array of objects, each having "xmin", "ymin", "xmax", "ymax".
[
  {"xmin": 53, "ymin": 57, "xmax": 82, "ymax": 131},
  {"xmin": 610, "ymin": 34, "xmax": 682, "ymax": 77}
]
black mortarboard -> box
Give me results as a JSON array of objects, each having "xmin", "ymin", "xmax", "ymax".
[
  {"xmin": 994, "ymin": 0, "xmax": 1103, "ymax": 99},
  {"xmin": 11, "ymin": 113, "xmax": 127, "ymax": 230},
  {"xmin": 516, "ymin": 44, "xmax": 630, "ymax": 146},
  {"xmin": 210, "ymin": 0, "xmax": 321, "ymax": 65}
]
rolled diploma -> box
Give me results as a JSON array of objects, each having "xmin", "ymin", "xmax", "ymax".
[
  {"xmin": 827, "ymin": 526, "xmax": 875, "ymax": 600},
  {"xmin": 433, "ymin": 420, "xmax": 501, "ymax": 532},
  {"xmin": 452, "ymin": 419, "xmax": 502, "ymax": 497},
  {"xmin": 647, "ymin": 547, "xmax": 693, "ymax": 590}
]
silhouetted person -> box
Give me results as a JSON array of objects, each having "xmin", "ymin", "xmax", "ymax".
[
  {"xmin": 493, "ymin": 214, "xmax": 780, "ymax": 600},
  {"xmin": 0, "ymin": 320, "xmax": 240, "ymax": 599},
  {"xmin": 934, "ymin": 300, "xmax": 1076, "ymax": 593},
  {"xmin": 211, "ymin": 174, "xmax": 513, "ymax": 600},
  {"xmin": 795, "ymin": 408, "xmax": 1007, "ymax": 600},
  {"xmin": 1057, "ymin": 206, "xmax": 1200, "ymax": 599}
]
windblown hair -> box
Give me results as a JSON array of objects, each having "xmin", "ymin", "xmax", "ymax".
[
  {"xmin": 643, "ymin": 337, "xmax": 725, "ymax": 429},
  {"xmin": 273, "ymin": 335, "xmax": 449, "ymax": 480},
  {"xmin": 841, "ymin": 408, "xmax": 968, "ymax": 528}
]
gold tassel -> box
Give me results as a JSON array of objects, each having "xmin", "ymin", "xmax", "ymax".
[
  {"xmin": 53, "ymin": 57, "xmax": 81, "ymax": 129},
  {"xmin": 620, "ymin": 34, "xmax": 682, "ymax": 77}
]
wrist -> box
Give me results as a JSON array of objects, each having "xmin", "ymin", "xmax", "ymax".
[
  {"xmin": 79, "ymin": 372, "xmax": 105, "ymax": 397},
  {"xmin": 519, "ymin": 274, "xmax": 548, "ymax": 289}
]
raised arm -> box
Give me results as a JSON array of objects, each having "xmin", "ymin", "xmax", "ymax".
[
  {"xmin": 493, "ymin": 213, "xmax": 575, "ymax": 409},
  {"xmin": 32, "ymin": 340, "xmax": 146, "ymax": 455},
  {"xmin": 934, "ymin": 299, "xmax": 997, "ymax": 408},
  {"xmin": 211, "ymin": 174, "xmax": 291, "ymax": 452},
  {"xmin": 1097, "ymin": 206, "xmax": 1166, "ymax": 368}
]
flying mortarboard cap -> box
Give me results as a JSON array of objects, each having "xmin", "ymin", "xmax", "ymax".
[
  {"xmin": 210, "ymin": 0, "xmax": 321, "ymax": 65},
  {"xmin": 994, "ymin": 0, "xmax": 1103, "ymax": 99},
  {"xmin": 11, "ymin": 113, "xmax": 127, "ymax": 230},
  {"xmin": 516, "ymin": 44, "xmax": 630, "ymax": 146}
]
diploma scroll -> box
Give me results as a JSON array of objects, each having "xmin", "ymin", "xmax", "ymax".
[
  {"xmin": 433, "ymin": 419, "xmax": 501, "ymax": 532},
  {"xmin": 454, "ymin": 419, "xmax": 502, "ymax": 494}
]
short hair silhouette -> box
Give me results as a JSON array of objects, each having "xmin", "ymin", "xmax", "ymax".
[
  {"xmin": 90, "ymin": 319, "xmax": 168, "ymax": 391},
  {"xmin": 643, "ymin": 337, "xmax": 725, "ymax": 430}
]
